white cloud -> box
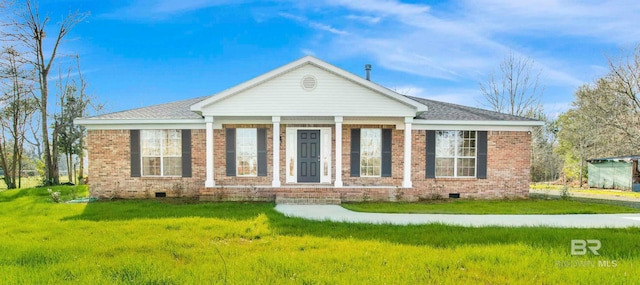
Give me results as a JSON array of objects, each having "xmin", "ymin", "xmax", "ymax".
[
  {"xmin": 101, "ymin": 0, "xmax": 242, "ymax": 19},
  {"xmin": 543, "ymin": 101, "xmax": 572, "ymax": 119},
  {"xmin": 152, "ymin": 0, "xmax": 236, "ymax": 14},
  {"xmin": 301, "ymin": 49, "xmax": 316, "ymax": 56},
  {"xmin": 309, "ymin": 22, "xmax": 349, "ymax": 35},
  {"xmin": 346, "ymin": 14, "xmax": 382, "ymax": 24},
  {"xmin": 389, "ymin": 85, "xmax": 425, "ymax": 97},
  {"xmin": 297, "ymin": 0, "xmax": 627, "ymax": 91},
  {"xmin": 279, "ymin": 12, "xmax": 348, "ymax": 35},
  {"xmin": 389, "ymin": 85, "xmax": 484, "ymax": 106},
  {"xmin": 459, "ymin": 0, "xmax": 640, "ymax": 43}
]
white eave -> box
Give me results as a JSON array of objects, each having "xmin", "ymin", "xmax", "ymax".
[
  {"xmin": 413, "ymin": 119, "xmax": 544, "ymax": 131},
  {"xmin": 414, "ymin": 119, "xmax": 544, "ymax": 126},
  {"xmin": 74, "ymin": 118, "xmax": 205, "ymax": 130}
]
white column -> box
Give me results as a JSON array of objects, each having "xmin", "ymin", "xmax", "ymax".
[
  {"xmin": 272, "ymin": 116, "xmax": 281, "ymax": 187},
  {"xmin": 205, "ymin": 117, "xmax": 215, "ymax": 187},
  {"xmin": 403, "ymin": 116, "xmax": 413, "ymax": 188},
  {"xmin": 334, "ymin": 116, "xmax": 343, "ymax": 187}
]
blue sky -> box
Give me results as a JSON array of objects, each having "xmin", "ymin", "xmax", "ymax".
[{"xmin": 36, "ymin": 0, "xmax": 640, "ymax": 118}]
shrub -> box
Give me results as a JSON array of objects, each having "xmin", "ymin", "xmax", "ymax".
[{"xmin": 47, "ymin": 188, "xmax": 61, "ymax": 203}]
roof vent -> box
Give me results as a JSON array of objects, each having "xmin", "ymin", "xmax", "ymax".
[
  {"xmin": 365, "ymin": 64, "xmax": 372, "ymax": 80},
  {"xmin": 301, "ymin": 75, "xmax": 317, "ymax": 91}
]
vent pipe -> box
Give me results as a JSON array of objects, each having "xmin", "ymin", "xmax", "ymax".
[{"xmin": 364, "ymin": 64, "xmax": 372, "ymax": 81}]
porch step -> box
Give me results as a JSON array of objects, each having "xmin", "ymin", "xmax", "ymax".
[{"xmin": 275, "ymin": 192, "xmax": 341, "ymax": 205}]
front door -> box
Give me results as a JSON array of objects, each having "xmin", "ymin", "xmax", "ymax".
[{"xmin": 297, "ymin": 130, "xmax": 321, "ymax": 183}]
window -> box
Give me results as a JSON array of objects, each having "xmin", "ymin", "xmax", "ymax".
[
  {"xmin": 141, "ymin": 130, "xmax": 182, "ymax": 176},
  {"xmin": 360, "ymin": 128, "xmax": 381, "ymax": 177},
  {"xmin": 236, "ymin": 128, "xmax": 258, "ymax": 176},
  {"xmin": 435, "ymin": 131, "xmax": 476, "ymax": 177}
]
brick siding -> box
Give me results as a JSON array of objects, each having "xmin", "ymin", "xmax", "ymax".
[
  {"xmin": 86, "ymin": 129, "xmax": 205, "ymax": 198},
  {"xmin": 87, "ymin": 127, "xmax": 531, "ymax": 201},
  {"xmin": 410, "ymin": 130, "xmax": 531, "ymax": 199}
]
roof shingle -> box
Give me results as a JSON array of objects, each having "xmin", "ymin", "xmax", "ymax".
[
  {"xmin": 405, "ymin": 96, "xmax": 538, "ymax": 121},
  {"xmin": 80, "ymin": 94, "xmax": 538, "ymax": 122},
  {"xmin": 83, "ymin": 96, "xmax": 208, "ymax": 120}
]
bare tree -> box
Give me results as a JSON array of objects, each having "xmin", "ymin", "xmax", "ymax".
[
  {"xmin": 480, "ymin": 52, "xmax": 556, "ymax": 182},
  {"xmin": 603, "ymin": 46, "xmax": 640, "ymax": 150},
  {"xmin": 3, "ymin": 1, "xmax": 87, "ymax": 185},
  {"xmin": 479, "ymin": 52, "xmax": 544, "ymax": 117},
  {"xmin": 0, "ymin": 47, "xmax": 38, "ymax": 189}
]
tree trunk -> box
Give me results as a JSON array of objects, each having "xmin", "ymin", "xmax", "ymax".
[
  {"xmin": 51, "ymin": 122, "xmax": 60, "ymax": 184},
  {"xmin": 0, "ymin": 140, "xmax": 16, "ymax": 189},
  {"xmin": 41, "ymin": 74, "xmax": 55, "ymax": 185},
  {"xmin": 79, "ymin": 135, "xmax": 85, "ymax": 184},
  {"xmin": 67, "ymin": 152, "xmax": 73, "ymax": 183},
  {"xmin": 579, "ymin": 155, "xmax": 584, "ymax": 189}
]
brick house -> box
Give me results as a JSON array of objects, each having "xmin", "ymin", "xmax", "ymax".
[{"xmin": 75, "ymin": 56, "xmax": 542, "ymax": 203}]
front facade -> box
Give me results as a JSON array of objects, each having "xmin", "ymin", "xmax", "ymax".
[{"xmin": 76, "ymin": 56, "xmax": 541, "ymax": 202}]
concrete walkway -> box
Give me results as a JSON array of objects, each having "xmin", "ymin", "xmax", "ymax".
[{"xmin": 275, "ymin": 205, "xmax": 640, "ymax": 228}]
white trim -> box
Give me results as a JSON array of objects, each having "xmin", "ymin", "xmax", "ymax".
[
  {"xmin": 139, "ymin": 130, "xmax": 182, "ymax": 177},
  {"xmin": 434, "ymin": 130, "xmax": 477, "ymax": 178},
  {"xmin": 359, "ymin": 128, "xmax": 383, "ymax": 177},
  {"xmin": 272, "ymin": 117, "xmax": 281, "ymax": 187},
  {"xmin": 205, "ymin": 117, "xmax": 215, "ymax": 187},
  {"xmin": 413, "ymin": 125, "xmax": 534, "ymax": 132},
  {"xmin": 75, "ymin": 118, "xmax": 204, "ymax": 125},
  {"xmin": 190, "ymin": 55, "xmax": 427, "ymax": 113},
  {"xmin": 334, "ymin": 116, "xmax": 343, "ymax": 187},
  {"xmin": 81, "ymin": 123, "xmax": 206, "ymax": 130},
  {"xmin": 285, "ymin": 127, "xmax": 332, "ymax": 184},
  {"xmin": 414, "ymin": 119, "xmax": 543, "ymax": 126},
  {"xmin": 235, "ymin": 128, "xmax": 259, "ymax": 177},
  {"xmin": 403, "ymin": 119, "xmax": 412, "ymax": 188}
]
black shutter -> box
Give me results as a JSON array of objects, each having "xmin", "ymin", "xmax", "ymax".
[
  {"xmin": 257, "ymin": 128, "xmax": 267, "ymax": 176},
  {"xmin": 130, "ymin": 130, "xmax": 141, "ymax": 177},
  {"xmin": 350, "ymin": 129, "xmax": 360, "ymax": 177},
  {"xmin": 226, "ymin": 128, "xmax": 236, "ymax": 176},
  {"xmin": 425, "ymin": 130, "xmax": 436, "ymax": 178},
  {"xmin": 381, "ymin": 129, "xmax": 392, "ymax": 177},
  {"xmin": 181, "ymin": 130, "xmax": 192, "ymax": 177},
  {"xmin": 477, "ymin": 131, "xmax": 488, "ymax": 179}
]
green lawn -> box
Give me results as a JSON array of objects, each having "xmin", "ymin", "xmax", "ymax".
[
  {"xmin": 0, "ymin": 176, "xmax": 72, "ymax": 190},
  {"xmin": 1, "ymin": 186, "xmax": 639, "ymax": 284},
  {"xmin": 342, "ymin": 199, "xmax": 640, "ymax": 214},
  {"xmin": 531, "ymin": 183, "xmax": 640, "ymax": 199},
  {"xmin": 0, "ymin": 177, "xmax": 42, "ymax": 190}
]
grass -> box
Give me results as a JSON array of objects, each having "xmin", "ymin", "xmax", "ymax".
[
  {"xmin": 531, "ymin": 183, "xmax": 640, "ymax": 199},
  {"xmin": 1, "ymin": 186, "xmax": 639, "ymax": 284},
  {"xmin": 530, "ymin": 183, "xmax": 581, "ymax": 191},
  {"xmin": 0, "ymin": 177, "xmax": 42, "ymax": 190},
  {"xmin": 341, "ymin": 198, "xmax": 640, "ymax": 214},
  {"xmin": 575, "ymin": 189, "xmax": 640, "ymax": 198},
  {"xmin": 0, "ymin": 176, "xmax": 72, "ymax": 190}
]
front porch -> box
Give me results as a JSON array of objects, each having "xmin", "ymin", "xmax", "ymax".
[
  {"xmin": 204, "ymin": 116, "xmax": 415, "ymax": 190},
  {"xmin": 199, "ymin": 186, "xmax": 412, "ymax": 204}
]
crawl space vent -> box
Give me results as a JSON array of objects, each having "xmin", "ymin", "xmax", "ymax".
[
  {"xmin": 155, "ymin": 192, "xmax": 167, "ymax": 198},
  {"xmin": 448, "ymin": 193, "xmax": 460, "ymax": 199},
  {"xmin": 301, "ymin": 75, "xmax": 317, "ymax": 91}
]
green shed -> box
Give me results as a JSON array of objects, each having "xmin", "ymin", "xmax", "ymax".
[{"xmin": 587, "ymin": 156, "xmax": 640, "ymax": 192}]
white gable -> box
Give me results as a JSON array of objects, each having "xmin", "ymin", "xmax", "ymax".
[{"xmin": 192, "ymin": 57, "xmax": 424, "ymax": 117}]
